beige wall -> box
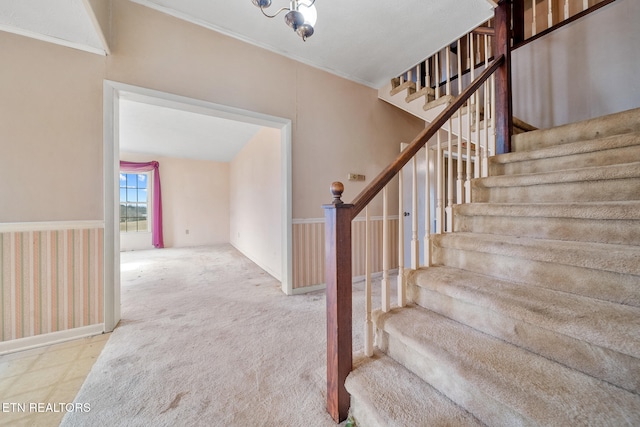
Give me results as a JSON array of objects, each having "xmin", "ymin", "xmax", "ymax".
[
  {"xmin": 0, "ymin": 0, "xmax": 422, "ymax": 223},
  {"xmin": 105, "ymin": 0, "xmax": 424, "ymax": 219},
  {"xmin": 513, "ymin": 0, "xmax": 640, "ymax": 128},
  {"xmin": 0, "ymin": 32, "xmax": 105, "ymax": 222},
  {"xmin": 230, "ymin": 128, "xmax": 282, "ymax": 279},
  {"xmin": 162, "ymin": 157, "xmax": 230, "ymax": 248},
  {"xmin": 120, "ymin": 153, "xmax": 230, "ymax": 249}
]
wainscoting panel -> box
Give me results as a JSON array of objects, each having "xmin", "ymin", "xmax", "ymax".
[
  {"xmin": 0, "ymin": 224, "xmax": 104, "ymax": 343},
  {"xmin": 292, "ymin": 217, "xmax": 399, "ymax": 290}
]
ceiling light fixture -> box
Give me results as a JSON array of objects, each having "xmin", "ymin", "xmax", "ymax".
[{"xmin": 252, "ymin": 0, "xmax": 317, "ymax": 42}]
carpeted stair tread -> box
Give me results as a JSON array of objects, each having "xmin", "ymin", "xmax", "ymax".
[
  {"xmin": 407, "ymin": 266, "xmax": 640, "ymax": 392},
  {"xmin": 490, "ymin": 131, "xmax": 640, "ymax": 175},
  {"xmin": 453, "ymin": 201, "xmax": 640, "ymax": 245},
  {"xmin": 375, "ymin": 305, "xmax": 640, "ymax": 426},
  {"xmin": 474, "ymin": 161, "xmax": 640, "ymax": 189},
  {"xmin": 512, "ymin": 106, "xmax": 640, "ymax": 152},
  {"xmin": 455, "ymin": 200, "xmax": 640, "ymax": 220},
  {"xmin": 432, "ymin": 232, "xmax": 640, "ymax": 276},
  {"xmin": 472, "ymin": 161, "xmax": 640, "ymax": 203},
  {"xmin": 345, "ymin": 352, "xmax": 485, "ymax": 427},
  {"xmin": 408, "ymin": 266, "xmax": 640, "ymax": 358}
]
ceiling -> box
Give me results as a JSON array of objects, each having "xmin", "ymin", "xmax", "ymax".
[
  {"xmin": 1, "ymin": 0, "xmax": 495, "ymax": 160},
  {"xmin": 0, "ymin": 0, "xmax": 495, "ymax": 89},
  {"xmin": 131, "ymin": 0, "xmax": 495, "ymax": 88},
  {"xmin": 119, "ymin": 99, "xmax": 263, "ymax": 162}
]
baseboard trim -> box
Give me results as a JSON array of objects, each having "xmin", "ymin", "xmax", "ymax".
[
  {"xmin": 0, "ymin": 324, "xmax": 105, "ymax": 356},
  {"xmin": 290, "ymin": 269, "xmax": 400, "ymax": 295},
  {"xmin": 292, "ymin": 283, "xmax": 326, "ymax": 294}
]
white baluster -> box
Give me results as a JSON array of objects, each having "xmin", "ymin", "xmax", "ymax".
[
  {"xmin": 532, "ymin": 0, "xmax": 538, "ymax": 36},
  {"xmin": 446, "ymin": 46, "xmax": 451, "ymax": 96},
  {"xmin": 435, "ymin": 50, "xmax": 440, "ymax": 99},
  {"xmin": 364, "ymin": 206, "xmax": 373, "ymax": 357},
  {"xmin": 475, "ymin": 87, "xmax": 482, "ymax": 179},
  {"xmin": 381, "ymin": 186, "xmax": 390, "ymax": 312},
  {"xmin": 436, "ymin": 132, "xmax": 443, "ymax": 234},
  {"xmin": 548, "ymin": 0, "xmax": 554, "ymax": 28},
  {"xmin": 466, "ymin": 99, "xmax": 472, "ymax": 203},
  {"xmin": 446, "ymin": 120, "xmax": 453, "ymax": 232},
  {"xmin": 491, "ymin": 73, "xmax": 496, "ymax": 158},
  {"xmin": 470, "ymin": 33, "xmax": 476, "ymax": 93},
  {"xmin": 564, "ymin": 0, "xmax": 570, "ymax": 20},
  {"xmin": 411, "ymin": 156, "xmax": 419, "ymax": 269},
  {"xmin": 398, "ymin": 158, "xmax": 406, "ymax": 308},
  {"xmin": 426, "ymin": 58, "xmax": 431, "ymax": 93},
  {"xmin": 456, "ymin": 39, "xmax": 464, "ymax": 204},
  {"xmin": 416, "ymin": 63, "xmax": 422, "ymax": 91},
  {"xmin": 424, "ymin": 146, "xmax": 431, "ymax": 266},
  {"xmin": 583, "ymin": 0, "xmax": 589, "ymax": 12},
  {"xmin": 482, "ymin": 35, "xmax": 490, "ymax": 176}
]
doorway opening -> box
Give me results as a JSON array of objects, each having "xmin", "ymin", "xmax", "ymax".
[{"xmin": 103, "ymin": 81, "xmax": 293, "ymax": 332}]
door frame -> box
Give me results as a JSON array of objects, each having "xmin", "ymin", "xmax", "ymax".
[{"xmin": 103, "ymin": 80, "xmax": 293, "ymax": 331}]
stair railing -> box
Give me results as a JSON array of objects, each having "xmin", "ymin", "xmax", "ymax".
[
  {"xmin": 324, "ymin": 54, "xmax": 506, "ymax": 423},
  {"xmin": 394, "ymin": 0, "xmax": 615, "ymax": 93},
  {"xmin": 393, "ymin": 32, "xmax": 499, "ymax": 213},
  {"xmin": 323, "ymin": 1, "xmax": 615, "ymax": 423},
  {"xmin": 513, "ymin": 0, "xmax": 616, "ymax": 47}
]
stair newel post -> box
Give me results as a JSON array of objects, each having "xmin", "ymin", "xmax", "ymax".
[
  {"xmin": 494, "ymin": 0, "xmax": 513, "ymax": 154},
  {"xmin": 323, "ymin": 182, "xmax": 353, "ymax": 423}
]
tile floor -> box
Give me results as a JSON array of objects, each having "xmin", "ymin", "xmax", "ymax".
[{"xmin": 0, "ymin": 334, "xmax": 110, "ymax": 427}]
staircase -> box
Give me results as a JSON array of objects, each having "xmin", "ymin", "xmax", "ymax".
[{"xmin": 345, "ymin": 107, "xmax": 640, "ymax": 426}]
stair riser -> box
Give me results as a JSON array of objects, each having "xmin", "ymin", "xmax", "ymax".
[
  {"xmin": 376, "ymin": 330, "xmax": 530, "ymax": 426},
  {"xmin": 490, "ymin": 144, "xmax": 640, "ymax": 176},
  {"xmin": 349, "ymin": 398, "xmax": 385, "ymax": 427},
  {"xmin": 409, "ymin": 284, "xmax": 640, "ymax": 393},
  {"xmin": 346, "ymin": 354, "xmax": 485, "ymax": 427},
  {"xmin": 512, "ymin": 108, "xmax": 640, "ymax": 152},
  {"xmin": 431, "ymin": 246, "xmax": 640, "ymax": 307},
  {"xmin": 472, "ymin": 177, "xmax": 640, "ymax": 203},
  {"xmin": 454, "ymin": 215, "xmax": 640, "ymax": 245}
]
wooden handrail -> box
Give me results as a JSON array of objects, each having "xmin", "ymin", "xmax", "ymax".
[{"xmin": 350, "ymin": 54, "xmax": 505, "ymax": 219}]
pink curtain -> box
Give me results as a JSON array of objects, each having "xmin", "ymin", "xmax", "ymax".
[{"xmin": 119, "ymin": 161, "xmax": 164, "ymax": 248}]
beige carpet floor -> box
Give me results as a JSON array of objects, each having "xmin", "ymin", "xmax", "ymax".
[{"xmin": 62, "ymin": 244, "xmax": 381, "ymax": 426}]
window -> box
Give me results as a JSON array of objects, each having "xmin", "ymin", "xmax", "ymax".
[{"xmin": 119, "ymin": 173, "xmax": 149, "ymax": 232}]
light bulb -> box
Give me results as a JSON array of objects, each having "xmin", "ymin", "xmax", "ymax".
[{"xmin": 298, "ymin": 0, "xmax": 317, "ymax": 26}]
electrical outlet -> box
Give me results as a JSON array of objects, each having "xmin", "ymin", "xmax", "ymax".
[{"xmin": 185, "ymin": 229, "xmax": 189, "ymax": 235}]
